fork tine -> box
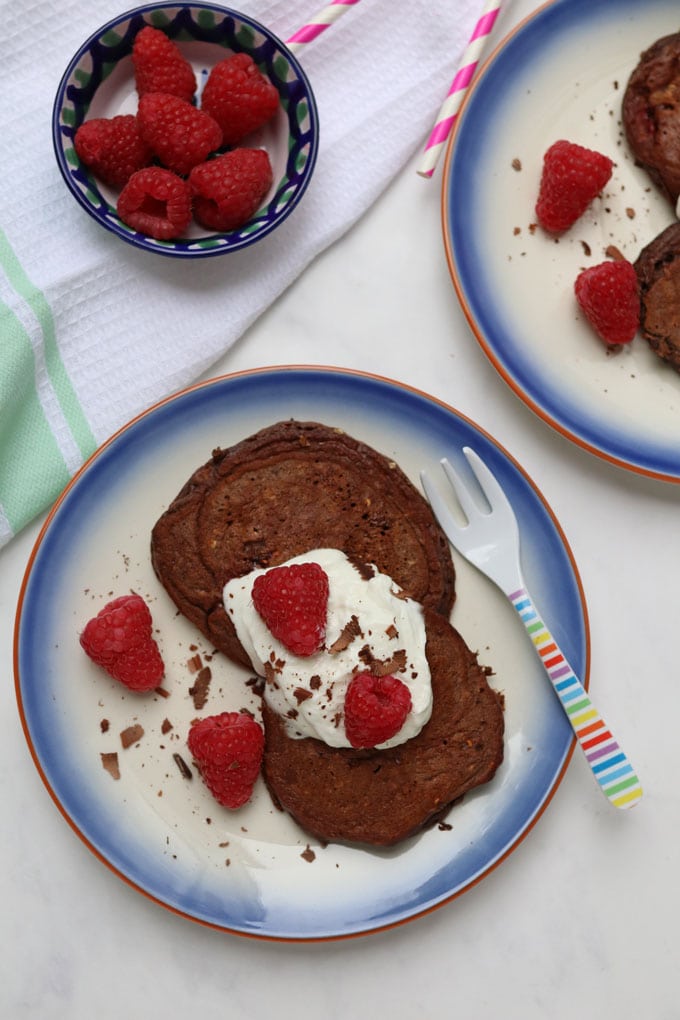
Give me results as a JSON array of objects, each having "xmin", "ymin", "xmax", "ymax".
[
  {"xmin": 460, "ymin": 446, "xmax": 517, "ymax": 526},
  {"xmin": 419, "ymin": 468, "xmax": 466, "ymax": 538},
  {"xmin": 439, "ymin": 456, "xmax": 486, "ymax": 523},
  {"xmin": 462, "ymin": 447, "xmax": 514, "ymax": 518}
]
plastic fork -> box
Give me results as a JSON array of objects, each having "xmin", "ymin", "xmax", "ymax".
[{"xmin": 420, "ymin": 447, "xmax": 642, "ymax": 809}]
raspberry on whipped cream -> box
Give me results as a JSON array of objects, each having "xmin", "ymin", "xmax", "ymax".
[{"xmin": 222, "ymin": 548, "xmax": 433, "ymax": 749}]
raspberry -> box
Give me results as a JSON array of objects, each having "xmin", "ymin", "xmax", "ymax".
[
  {"xmin": 74, "ymin": 115, "xmax": 154, "ymax": 189},
  {"xmin": 137, "ymin": 92, "xmax": 222, "ymax": 176},
  {"xmin": 117, "ymin": 166, "xmax": 192, "ymax": 240},
  {"xmin": 201, "ymin": 53, "xmax": 279, "ymax": 146},
  {"xmin": 535, "ymin": 140, "xmax": 614, "ymax": 233},
  {"xmin": 189, "ymin": 149, "xmax": 273, "ymax": 231},
  {"xmin": 187, "ymin": 712, "xmax": 264, "ymax": 809},
  {"xmin": 132, "ymin": 25, "xmax": 197, "ymax": 102},
  {"xmin": 574, "ymin": 259, "xmax": 640, "ymax": 346},
  {"xmin": 343, "ymin": 673, "xmax": 412, "ymax": 749},
  {"xmin": 251, "ymin": 562, "xmax": 328, "ymax": 657},
  {"xmin": 80, "ymin": 594, "xmax": 164, "ymax": 692}
]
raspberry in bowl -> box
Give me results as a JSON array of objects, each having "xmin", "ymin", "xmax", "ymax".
[{"xmin": 52, "ymin": 3, "xmax": 319, "ymax": 257}]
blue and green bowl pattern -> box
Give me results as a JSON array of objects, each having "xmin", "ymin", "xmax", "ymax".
[{"xmin": 52, "ymin": 3, "xmax": 319, "ymax": 257}]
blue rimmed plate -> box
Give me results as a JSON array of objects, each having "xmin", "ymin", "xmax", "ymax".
[
  {"xmin": 14, "ymin": 367, "xmax": 588, "ymax": 940},
  {"xmin": 53, "ymin": 3, "xmax": 319, "ymax": 257},
  {"xmin": 443, "ymin": 0, "xmax": 680, "ymax": 481}
]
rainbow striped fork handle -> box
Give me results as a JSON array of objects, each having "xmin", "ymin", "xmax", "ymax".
[{"xmin": 510, "ymin": 586, "xmax": 643, "ymax": 809}]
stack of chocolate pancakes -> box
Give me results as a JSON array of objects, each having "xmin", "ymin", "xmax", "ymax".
[{"xmin": 151, "ymin": 420, "xmax": 504, "ymax": 846}]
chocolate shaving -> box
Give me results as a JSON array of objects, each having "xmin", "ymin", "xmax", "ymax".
[
  {"xmin": 161, "ymin": 718, "xmax": 173, "ymax": 734},
  {"xmin": 345, "ymin": 556, "xmax": 375, "ymax": 581},
  {"xmin": 357, "ymin": 645, "xmax": 407, "ymax": 677},
  {"xmin": 328, "ymin": 614, "xmax": 362, "ymax": 654},
  {"xmin": 294, "ymin": 687, "xmax": 313, "ymax": 704},
  {"xmin": 264, "ymin": 661, "xmax": 280, "ymax": 688},
  {"xmin": 100, "ymin": 719, "xmax": 109, "ymax": 733},
  {"xmin": 101, "ymin": 752, "xmax": 120, "ymax": 780},
  {"xmin": 173, "ymin": 753, "xmax": 193, "ymax": 779},
  {"xmin": 187, "ymin": 653, "xmax": 202, "ymax": 673},
  {"xmin": 246, "ymin": 675, "xmax": 266, "ymax": 697},
  {"xmin": 189, "ymin": 666, "xmax": 211, "ymax": 710},
  {"xmin": 301, "ymin": 845, "xmax": 316, "ymax": 863},
  {"xmin": 120, "ymin": 724, "xmax": 144, "ymax": 749}
]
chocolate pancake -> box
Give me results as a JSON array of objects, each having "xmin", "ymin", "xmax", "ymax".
[
  {"xmin": 261, "ymin": 608, "xmax": 504, "ymax": 847},
  {"xmin": 151, "ymin": 421, "xmax": 456, "ymax": 667},
  {"xmin": 623, "ymin": 32, "xmax": 680, "ymax": 205},
  {"xmin": 634, "ymin": 221, "xmax": 680, "ymax": 369}
]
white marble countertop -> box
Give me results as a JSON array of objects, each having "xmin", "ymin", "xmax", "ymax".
[{"xmin": 3, "ymin": 2, "xmax": 679, "ymax": 1016}]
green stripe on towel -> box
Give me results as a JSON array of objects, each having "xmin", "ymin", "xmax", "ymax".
[
  {"xmin": 0, "ymin": 229, "xmax": 95, "ymax": 459},
  {"xmin": 0, "ymin": 303, "xmax": 72, "ymax": 534}
]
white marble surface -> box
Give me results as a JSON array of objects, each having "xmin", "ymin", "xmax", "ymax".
[{"xmin": 3, "ymin": 2, "xmax": 679, "ymax": 1016}]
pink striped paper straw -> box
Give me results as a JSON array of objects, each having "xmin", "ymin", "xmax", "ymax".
[
  {"xmin": 286, "ymin": 0, "xmax": 362, "ymax": 54},
  {"xmin": 417, "ymin": 0, "xmax": 502, "ymax": 179}
]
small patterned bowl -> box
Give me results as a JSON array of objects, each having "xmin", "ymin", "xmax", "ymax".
[{"xmin": 52, "ymin": 3, "xmax": 319, "ymax": 258}]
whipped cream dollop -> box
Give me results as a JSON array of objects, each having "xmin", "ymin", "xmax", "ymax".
[{"xmin": 223, "ymin": 548, "xmax": 432, "ymax": 749}]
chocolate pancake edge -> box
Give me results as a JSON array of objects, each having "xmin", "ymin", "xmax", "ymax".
[
  {"xmin": 151, "ymin": 420, "xmax": 456, "ymax": 666},
  {"xmin": 622, "ymin": 32, "xmax": 680, "ymax": 205},
  {"xmin": 260, "ymin": 609, "xmax": 505, "ymax": 848},
  {"xmin": 634, "ymin": 221, "xmax": 680, "ymax": 369}
]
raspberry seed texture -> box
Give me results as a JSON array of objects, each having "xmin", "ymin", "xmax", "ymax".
[
  {"xmin": 117, "ymin": 167, "xmax": 192, "ymax": 240},
  {"xmin": 188, "ymin": 712, "xmax": 265, "ymax": 809},
  {"xmin": 536, "ymin": 139, "xmax": 614, "ymax": 233},
  {"xmin": 201, "ymin": 52, "xmax": 279, "ymax": 145},
  {"xmin": 137, "ymin": 92, "xmax": 223, "ymax": 176},
  {"xmin": 132, "ymin": 25, "xmax": 197, "ymax": 102},
  {"xmin": 252, "ymin": 562, "xmax": 329, "ymax": 657},
  {"xmin": 74, "ymin": 115, "xmax": 154, "ymax": 189},
  {"xmin": 189, "ymin": 149, "xmax": 273, "ymax": 231},
  {"xmin": 343, "ymin": 673, "xmax": 413, "ymax": 749},
  {"xmin": 574, "ymin": 259, "xmax": 640, "ymax": 346},
  {"xmin": 80, "ymin": 593, "xmax": 164, "ymax": 692}
]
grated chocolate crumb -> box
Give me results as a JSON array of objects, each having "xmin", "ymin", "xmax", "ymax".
[
  {"xmin": 173, "ymin": 753, "xmax": 193, "ymax": 779},
  {"xmin": 120, "ymin": 724, "xmax": 144, "ymax": 749},
  {"xmin": 101, "ymin": 752, "xmax": 120, "ymax": 780},
  {"xmin": 189, "ymin": 666, "xmax": 212, "ymax": 710}
]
